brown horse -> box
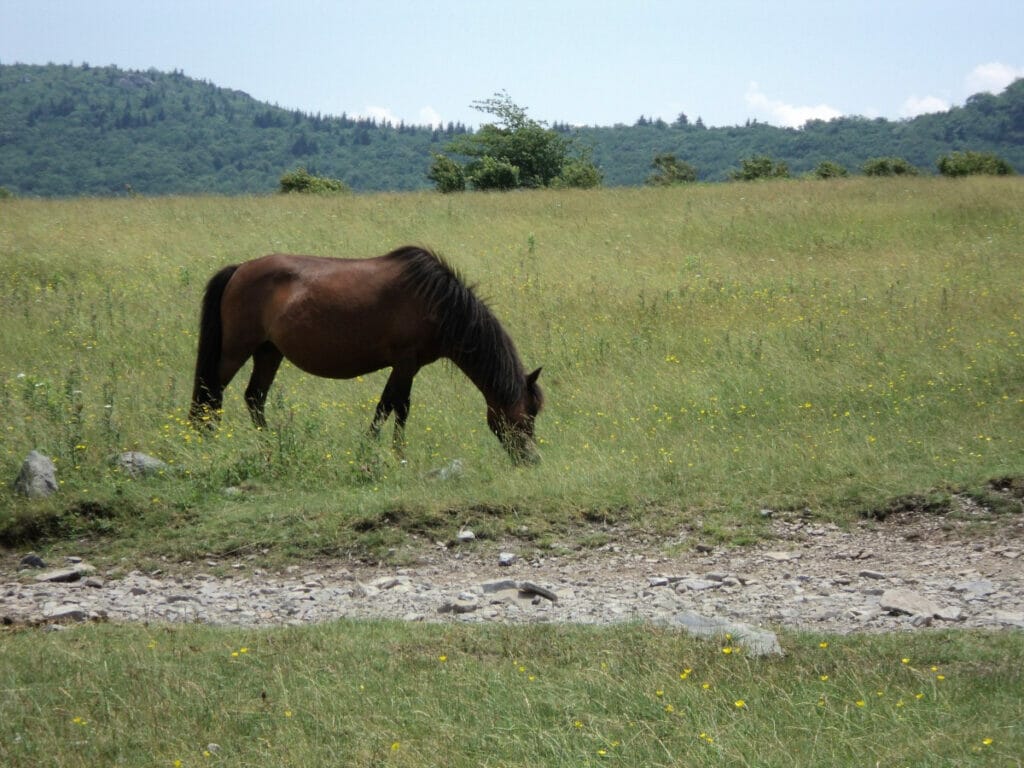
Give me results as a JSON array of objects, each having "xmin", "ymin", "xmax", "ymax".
[{"xmin": 189, "ymin": 246, "xmax": 543, "ymax": 463}]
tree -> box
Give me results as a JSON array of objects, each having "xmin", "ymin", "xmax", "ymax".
[
  {"xmin": 431, "ymin": 91, "xmax": 600, "ymax": 191},
  {"xmin": 646, "ymin": 153, "xmax": 698, "ymax": 185},
  {"xmin": 730, "ymin": 155, "xmax": 789, "ymax": 181},
  {"xmin": 862, "ymin": 157, "xmax": 919, "ymax": 176},
  {"xmin": 937, "ymin": 150, "xmax": 1014, "ymax": 176}
]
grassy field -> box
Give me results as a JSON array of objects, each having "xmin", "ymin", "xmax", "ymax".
[
  {"xmin": 1, "ymin": 178, "xmax": 1022, "ymax": 561},
  {"xmin": 1, "ymin": 179, "xmax": 1023, "ymax": 765},
  {"xmin": 2, "ymin": 622, "xmax": 1022, "ymax": 767}
]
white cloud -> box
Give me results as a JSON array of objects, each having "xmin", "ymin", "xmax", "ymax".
[
  {"xmin": 744, "ymin": 82, "xmax": 842, "ymax": 128},
  {"xmin": 900, "ymin": 94, "xmax": 950, "ymax": 118},
  {"xmin": 363, "ymin": 105, "xmax": 399, "ymax": 125},
  {"xmin": 418, "ymin": 106, "xmax": 443, "ymax": 128},
  {"xmin": 966, "ymin": 62, "xmax": 1024, "ymax": 95}
]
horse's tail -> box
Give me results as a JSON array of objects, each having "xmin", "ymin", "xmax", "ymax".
[{"xmin": 189, "ymin": 264, "xmax": 238, "ymax": 426}]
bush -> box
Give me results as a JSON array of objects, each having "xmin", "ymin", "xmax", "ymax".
[
  {"xmin": 466, "ymin": 156, "xmax": 520, "ymax": 191},
  {"xmin": 646, "ymin": 153, "xmax": 698, "ymax": 186},
  {"xmin": 730, "ymin": 155, "xmax": 789, "ymax": 181},
  {"xmin": 278, "ymin": 167, "xmax": 349, "ymax": 194},
  {"xmin": 812, "ymin": 161, "xmax": 849, "ymax": 179},
  {"xmin": 862, "ymin": 157, "xmax": 919, "ymax": 177},
  {"xmin": 937, "ymin": 151, "xmax": 1015, "ymax": 177},
  {"xmin": 554, "ymin": 156, "xmax": 604, "ymax": 189},
  {"xmin": 427, "ymin": 154, "xmax": 466, "ymax": 193}
]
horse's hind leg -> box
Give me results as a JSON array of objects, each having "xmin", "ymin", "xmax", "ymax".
[{"xmin": 244, "ymin": 342, "xmax": 284, "ymax": 429}]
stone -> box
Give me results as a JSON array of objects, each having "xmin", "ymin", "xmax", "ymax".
[
  {"xmin": 111, "ymin": 451, "xmax": 170, "ymax": 478},
  {"xmin": 879, "ymin": 588, "xmax": 943, "ymax": 618},
  {"xmin": 43, "ymin": 605, "xmax": 88, "ymax": 623},
  {"xmin": 664, "ymin": 611, "xmax": 784, "ymax": 657},
  {"xmin": 35, "ymin": 565, "xmax": 96, "ymax": 583},
  {"xmin": 518, "ymin": 582, "xmax": 558, "ymax": 603},
  {"xmin": 498, "ymin": 552, "xmax": 518, "ymax": 567},
  {"xmin": 859, "ymin": 570, "xmax": 887, "ymax": 580},
  {"xmin": 12, "ymin": 451, "xmax": 58, "ymax": 498},
  {"xmin": 764, "ymin": 551, "xmax": 800, "ymax": 562},
  {"xmin": 20, "ymin": 554, "xmax": 46, "ymax": 569},
  {"xmin": 457, "ymin": 529, "xmax": 476, "ymax": 542}
]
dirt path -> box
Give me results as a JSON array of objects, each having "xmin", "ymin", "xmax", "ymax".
[{"xmin": 3, "ymin": 507, "xmax": 1023, "ymax": 634}]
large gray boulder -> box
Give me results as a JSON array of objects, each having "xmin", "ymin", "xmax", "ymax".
[{"xmin": 12, "ymin": 451, "xmax": 58, "ymax": 498}]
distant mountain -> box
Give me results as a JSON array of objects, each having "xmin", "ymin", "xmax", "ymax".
[{"xmin": 1, "ymin": 63, "xmax": 1022, "ymax": 196}]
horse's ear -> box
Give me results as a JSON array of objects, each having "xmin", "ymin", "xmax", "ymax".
[{"xmin": 527, "ymin": 367, "xmax": 542, "ymax": 386}]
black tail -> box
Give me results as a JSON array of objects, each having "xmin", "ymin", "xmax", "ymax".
[{"xmin": 189, "ymin": 264, "xmax": 238, "ymax": 425}]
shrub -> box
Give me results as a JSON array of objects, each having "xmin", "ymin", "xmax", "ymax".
[
  {"xmin": 730, "ymin": 155, "xmax": 789, "ymax": 181},
  {"xmin": 646, "ymin": 153, "xmax": 698, "ymax": 186},
  {"xmin": 278, "ymin": 167, "xmax": 349, "ymax": 194},
  {"xmin": 937, "ymin": 151, "xmax": 1015, "ymax": 177},
  {"xmin": 862, "ymin": 157, "xmax": 919, "ymax": 177},
  {"xmin": 812, "ymin": 161, "xmax": 849, "ymax": 179},
  {"xmin": 427, "ymin": 154, "xmax": 466, "ymax": 193}
]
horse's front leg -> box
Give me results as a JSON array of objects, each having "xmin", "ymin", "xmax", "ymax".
[{"xmin": 369, "ymin": 366, "xmax": 416, "ymax": 456}]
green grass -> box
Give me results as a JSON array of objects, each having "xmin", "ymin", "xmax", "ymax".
[
  {"xmin": 1, "ymin": 178, "xmax": 1022, "ymax": 563},
  {"xmin": 2, "ymin": 180, "xmax": 1023, "ymax": 766},
  {"xmin": 1, "ymin": 622, "xmax": 1020, "ymax": 767}
]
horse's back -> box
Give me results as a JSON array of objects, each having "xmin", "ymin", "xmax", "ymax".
[{"xmin": 221, "ymin": 253, "xmax": 437, "ymax": 379}]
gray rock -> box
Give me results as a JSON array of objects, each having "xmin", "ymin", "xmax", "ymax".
[
  {"xmin": 859, "ymin": 570, "xmax": 887, "ymax": 580},
  {"xmin": 664, "ymin": 611, "xmax": 783, "ymax": 657},
  {"xmin": 498, "ymin": 552, "xmax": 518, "ymax": 567},
  {"xmin": 111, "ymin": 451, "xmax": 170, "ymax": 478},
  {"xmin": 518, "ymin": 582, "xmax": 558, "ymax": 603},
  {"xmin": 953, "ymin": 580, "xmax": 996, "ymax": 597},
  {"xmin": 12, "ymin": 451, "xmax": 58, "ymax": 498},
  {"xmin": 880, "ymin": 588, "xmax": 943, "ymax": 618},
  {"xmin": 35, "ymin": 565, "xmax": 96, "ymax": 583},
  {"xmin": 43, "ymin": 605, "xmax": 88, "ymax": 622},
  {"xmin": 20, "ymin": 554, "xmax": 46, "ymax": 569}
]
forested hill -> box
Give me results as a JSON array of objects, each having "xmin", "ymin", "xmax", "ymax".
[{"xmin": 1, "ymin": 62, "xmax": 1022, "ymax": 197}]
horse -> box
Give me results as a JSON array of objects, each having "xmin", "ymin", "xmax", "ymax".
[{"xmin": 189, "ymin": 246, "xmax": 543, "ymax": 464}]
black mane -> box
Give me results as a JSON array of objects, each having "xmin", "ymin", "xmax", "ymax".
[{"xmin": 386, "ymin": 246, "xmax": 525, "ymax": 405}]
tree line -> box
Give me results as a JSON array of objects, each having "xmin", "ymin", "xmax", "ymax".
[{"xmin": 0, "ymin": 63, "xmax": 1020, "ymax": 198}]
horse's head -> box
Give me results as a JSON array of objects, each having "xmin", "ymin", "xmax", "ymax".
[{"xmin": 488, "ymin": 367, "xmax": 544, "ymax": 465}]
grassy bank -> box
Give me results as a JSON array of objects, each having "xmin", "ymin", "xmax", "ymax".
[
  {"xmin": 1, "ymin": 622, "xmax": 1021, "ymax": 767},
  {"xmin": 1, "ymin": 178, "xmax": 1022, "ymax": 561}
]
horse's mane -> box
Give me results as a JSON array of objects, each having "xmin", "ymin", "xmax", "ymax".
[{"xmin": 385, "ymin": 246, "xmax": 525, "ymax": 405}]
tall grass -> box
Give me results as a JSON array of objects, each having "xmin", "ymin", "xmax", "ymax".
[{"xmin": 1, "ymin": 178, "xmax": 1022, "ymax": 559}]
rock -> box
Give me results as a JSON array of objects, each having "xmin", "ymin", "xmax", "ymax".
[
  {"xmin": 35, "ymin": 565, "xmax": 96, "ymax": 583},
  {"xmin": 498, "ymin": 552, "xmax": 518, "ymax": 567},
  {"xmin": 12, "ymin": 451, "xmax": 58, "ymax": 498},
  {"xmin": 992, "ymin": 610, "xmax": 1024, "ymax": 628},
  {"xmin": 677, "ymin": 578, "xmax": 720, "ymax": 592},
  {"xmin": 859, "ymin": 570, "xmax": 887, "ymax": 580},
  {"xmin": 20, "ymin": 553, "xmax": 46, "ymax": 569},
  {"xmin": 648, "ymin": 576, "xmax": 670, "ymax": 587},
  {"xmin": 879, "ymin": 588, "xmax": 944, "ymax": 618},
  {"xmin": 426, "ymin": 459, "xmax": 464, "ymax": 481},
  {"xmin": 111, "ymin": 451, "xmax": 170, "ymax": 478},
  {"xmin": 664, "ymin": 611, "xmax": 783, "ymax": 657},
  {"xmin": 764, "ymin": 551, "xmax": 800, "ymax": 562},
  {"xmin": 43, "ymin": 605, "xmax": 88, "ymax": 623},
  {"xmin": 457, "ymin": 529, "xmax": 476, "ymax": 542},
  {"xmin": 953, "ymin": 580, "xmax": 996, "ymax": 597},
  {"xmin": 518, "ymin": 582, "xmax": 558, "ymax": 603}
]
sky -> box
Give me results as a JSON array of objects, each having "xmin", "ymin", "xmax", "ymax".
[{"xmin": 2, "ymin": 0, "xmax": 1023, "ymax": 130}]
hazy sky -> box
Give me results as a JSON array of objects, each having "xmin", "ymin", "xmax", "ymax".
[{"xmin": 2, "ymin": 0, "xmax": 1022, "ymax": 129}]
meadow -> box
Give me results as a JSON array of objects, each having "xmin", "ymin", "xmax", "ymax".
[
  {"xmin": 1, "ymin": 178, "xmax": 1021, "ymax": 560},
  {"xmin": 1, "ymin": 179, "xmax": 1022, "ymax": 765}
]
